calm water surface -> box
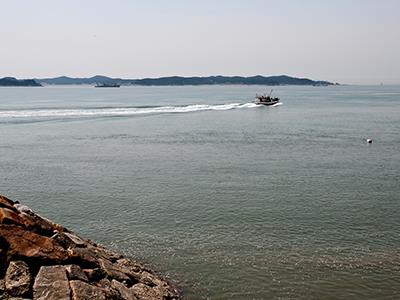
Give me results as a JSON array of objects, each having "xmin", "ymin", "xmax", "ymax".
[{"xmin": 1, "ymin": 85, "xmax": 399, "ymax": 299}]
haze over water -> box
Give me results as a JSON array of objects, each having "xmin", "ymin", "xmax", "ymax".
[{"xmin": 0, "ymin": 85, "xmax": 399, "ymax": 299}]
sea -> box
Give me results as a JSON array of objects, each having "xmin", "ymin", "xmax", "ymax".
[{"xmin": 0, "ymin": 85, "xmax": 399, "ymax": 299}]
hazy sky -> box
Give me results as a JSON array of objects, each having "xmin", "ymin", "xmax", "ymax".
[{"xmin": 1, "ymin": 0, "xmax": 399, "ymax": 84}]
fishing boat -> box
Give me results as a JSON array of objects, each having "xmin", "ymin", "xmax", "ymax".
[
  {"xmin": 95, "ymin": 83, "xmax": 120, "ymax": 88},
  {"xmin": 255, "ymin": 90, "xmax": 280, "ymax": 105}
]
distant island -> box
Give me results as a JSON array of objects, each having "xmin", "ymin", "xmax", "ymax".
[
  {"xmin": 0, "ymin": 77, "xmax": 42, "ymax": 87},
  {"xmin": 37, "ymin": 75, "xmax": 336, "ymax": 86}
]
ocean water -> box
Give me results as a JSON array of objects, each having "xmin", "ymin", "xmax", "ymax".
[{"xmin": 0, "ymin": 85, "xmax": 399, "ymax": 299}]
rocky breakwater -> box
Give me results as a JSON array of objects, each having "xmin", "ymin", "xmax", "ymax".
[{"xmin": 0, "ymin": 195, "xmax": 180, "ymax": 300}]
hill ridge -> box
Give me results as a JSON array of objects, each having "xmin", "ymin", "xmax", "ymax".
[{"xmin": 37, "ymin": 75, "xmax": 336, "ymax": 86}]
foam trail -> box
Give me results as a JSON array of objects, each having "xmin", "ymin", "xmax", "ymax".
[{"xmin": 0, "ymin": 102, "xmax": 269, "ymax": 120}]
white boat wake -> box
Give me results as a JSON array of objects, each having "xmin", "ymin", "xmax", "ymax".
[{"xmin": 0, "ymin": 102, "xmax": 281, "ymax": 121}]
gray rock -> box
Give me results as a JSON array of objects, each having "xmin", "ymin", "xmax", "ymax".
[
  {"xmin": 130, "ymin": 283, "xmax": 160, "ymax": 299},
  {"xmin": 116, "ymin": 259, "xmax": 142, "ymax": 273},
  {"xmin": 52, "ymin": 232, "xmax": 87, "ymax": 249},
  {"xmin": 65, "ymin": 264, "xmax": 88, "ymax": 282},
  {"xmin": 51, "ymin": 232, "xmax": 77, "ymax": 249},
  {"xmin": 14, "ymin": 204, "xmax": 34, "ymax": 215},
  {"xmin": 0, "ymin": 293, "xmax": 10, "ymax": 300},
  {"xmin": 139, "ymin": 271, "xmax": 158, "ymax": 287},
  {"xmin": 96, "ymin": 278, "xmax": 112, "ymax": 289},
  {"xmin": 5, "ymin": 261, "xmax": 31, "ymax": 297},
  {"xmin": 99, "ymin": 259, "xmax": 131, "ymax": 283},
  {"xmin": 82, "ymin": 268, "xmax": 106, "ymax": 282},
  {"xmin": 19, "ymin": 211, "xmax": 56, "ymax": 236},
  {"xmin": 131, "ymin": 281, "xmax": 180, "ymax": 300},
  {"xmin": 69, "ymin": 280, "xmax": 110, "ymax": 300},
  {"xmin": 68, "ymin": 247, "xmax": 101, "ymax": 267},
  {"xmin": 63, "ymin": 232, "xmax": 86, "ymax": 247},
  {"xmin": 92, "ymin": 246, "xmax": 123, "ymax": 262},
  {"xmin": 0, "ymin": 279, "xmax": 8, "ymax": 300},
  {"xmin": 33, "ymin": 265, "xmax": 70, "ymax": 300},
  {"xmin": 114, "ymin": 259, "xmax": 142, "ymax": 281},
  {"xmin": 111, "ymin": 280, "xmax": 138, "ymax": 300},
  {"xmin": 0, "ymin": 279, "xmax": 5, "ymax": 292}
]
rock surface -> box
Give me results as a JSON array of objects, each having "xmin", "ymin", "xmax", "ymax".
[
  {"xmin": 0, "ymin": 194, "xmax": 181, "ymax": 300},
  {"xmin": 4, "ymin": 261, "xmax": 31, "ymax": 297},
  {"xmin": 33, "ymin": 266, "xmax": 70, "ymax": 300}
]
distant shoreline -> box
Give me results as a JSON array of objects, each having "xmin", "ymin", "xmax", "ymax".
[
  {"xmin": 38, "ymin": 75, "xmax": 336, "ymax": 86},
  {"xmin": 0, "ymin": 77, "xmax": 42, "ymax": 87},
  {"xmin": 0, "ymin": 75, "xmax": 337, "ymax": 87}
]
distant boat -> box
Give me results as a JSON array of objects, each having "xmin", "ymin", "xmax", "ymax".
[
  {"xmin": 95, "ymin": 82, "xmax": 120, "ymax": 88},
  {"xmin": 254, "ymin": 90, "xmax": 280, "ymax": 106}
]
